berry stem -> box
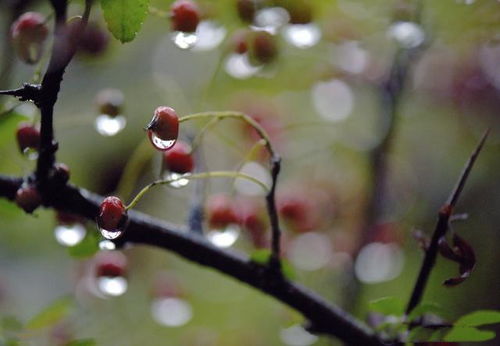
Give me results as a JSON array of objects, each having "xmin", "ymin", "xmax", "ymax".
[{"xmin": 125, "ymin": 171, "xmax": 269, "ymax": 211}]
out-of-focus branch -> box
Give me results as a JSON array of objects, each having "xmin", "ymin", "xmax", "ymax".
[{"xmin": 405, "ymin": 129, "xmax": 490, "ymax": 315}]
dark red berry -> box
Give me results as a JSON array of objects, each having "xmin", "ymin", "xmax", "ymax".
[
  {"xmin": 146, "ymin": 106, "xmax": 179, "ymax": 151},
  {"xmin": 278, "ymin": 193, "xmax": 317, "ymax": 232},
  {"xmin": 236, "ymin": 0, "xmax": 258, "ymax": 23},
  {"xmin": 250, "ymin": 31, "xmax": 277, "ymax": 65},
  {"xmin": 95, "ymin": 89, "xmax": 124, "ymax": 117},
  {"xmin": 15, "ymin": 185, "xmax": 42, "ymax": 213},
  {"xmin": 16, "ymin": 123, "xmax": 40, "ymax": 153},
  {"xmin": 286, "ymin": 1, "xmax": 313, "ymax": 25},
  {"xmin": 230, "ymin": 29, "xmax": 249, "ymax": 54},
  {"xmin": 78, "ymin": 22, "xmax": 109, "ymax": 56},
  {"xmin": 56, "ymin": 211, "xmax": 83, "ymax": 225},
  {"xmin": 97, "ymin": 196, "xmax": 127, "ymax": 232},
  {"xmin": 170, "ymin": 0, "xmax": 200, "ymax": 33},
  {"xmin": 11, "ymin": 12, "xmax": 48, "ymax": 64},
  {"xmin": 163, "ymin": 140, "xmax": 194, "ymax": 174},
  {"xmin": 236, "ymin": 199, "xmax": 268, "ymax": 248},
  {"xmin": 95, "ymin": 251, "xmax": 127, "ymax": 278},
  {"xmin": 206, "ymin": 194, "xmax": 239, "ymax": 230}
]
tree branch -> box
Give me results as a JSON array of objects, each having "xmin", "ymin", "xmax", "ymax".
[
  {"xmin": 0, "ymin": 173, "xmax": 386, "ymax": 346},
  {"xmin": 405, "ymin": 129, "xmax": 490, "ymax": 315}
]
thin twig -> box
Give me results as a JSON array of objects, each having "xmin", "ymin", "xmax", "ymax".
[{"xmin": 405, "ymin": 129, "xmax": 490, "ymax": 315}]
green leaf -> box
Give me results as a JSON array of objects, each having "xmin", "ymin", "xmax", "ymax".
[
  {"xmin": 368, "ymin": 297, "xmax": 404, "ymax": 316},
  {"xmin": 67, "ymin": 230, "xmax": 99, "ymax": 258},
  {"xmin": 100, "ymin": 0, "xmax": 150, "ymax": 43},
  {"xmin": 67, "ymin": 339, "xmax": 97, "ymax": 346},
  {"xmin": 26, "ymin": 297, "xmax": 73, "ymax": 330},
  {"xmin": 407, "ymin": 326, "xmax": 435, "ymax": 342},
  {"xmin": 444, "ymin": 326, "xmax": 496, "ymax": 342},
  {"xmin": 456, "ymin": 310, "xmax": 500, "ymax": 327},
  {"xmin": 407, "ymin": 302, "xmax": 446, "ymax": 321},
  {"xmin": 249, "ymin": 250, "xmax": 296, "ymax": 280}
]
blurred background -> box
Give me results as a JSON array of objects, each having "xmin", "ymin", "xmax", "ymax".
[{"xmin": 0, "ymin": 0, "xmax": 499, "ymax": 345}]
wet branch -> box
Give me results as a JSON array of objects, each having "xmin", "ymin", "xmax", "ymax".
[{"xmin": 405, "ymin": 129, "xmax": 490, "ymax": 315}]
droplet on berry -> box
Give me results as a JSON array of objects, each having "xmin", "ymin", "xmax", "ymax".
[
  {"xmin": 94, "ymin": 89, "xmax": 126, "ymax": 136},
  {"xmin": 249, "ymin": 30, "xmax": 278, "ymax": 65},
  {"xmin": 206, "ymin": 194, "xmax": 241, "ymax": 248},
  {"xmin": 15, "ymin": 184, "xmax": 42, "ymax": 214},
  {"xmin": 94, "ymin": 251, "xmax": 128, "ymax": 297},
  {"xmin": 162, "ymin": 140, "xmax": 193, "ymax": 188},
  {"xmin": 146, "ymin": 106, "xmax": 179, "ymax": 151},
  {"xmin": 96, "ymin": 196, "xmax": 127, "ymax": 239},
  {"xmin": 16, "ymin": 122, "xmax": 40, "ymax": 159},
  {"xmin": 10, "ymin": 12, "xmax": 48, "ymax": 64}
]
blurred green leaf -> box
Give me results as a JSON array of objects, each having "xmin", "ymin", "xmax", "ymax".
[
  {"xmin": 249, "ymin": 250, "xmax": 296, "ymax": 280},
  {"xmin": 26, "ymin": 297, "xmax": 73, "ymax": 330},
  {"xmin": 0, "ymin": 110, "xmax": 29, "ymax": 148},
  {"xmin": 368, "ymin": 297, "xmax": 404, "ymax": 316},
  {"xmin": 455, "ymin": 310, "xmax": 500, "ymax": 327},
  {"xmin": 67, "ymin": 230, "xmax": 99, "ymax": 258},
  {"xmin": 444, "ymin": 326, "xmax": 496, "ymax": 342},
  {"xmin": 1, "ymin": 316, "xmax": 22, "ymax": 332},
  {"xmin": 407, "ymin": 302, "xmax": 446, "ymax": 321},
  {"xmin": 100, "ymin": 0, "xmax": 150, "ymax": 43}
]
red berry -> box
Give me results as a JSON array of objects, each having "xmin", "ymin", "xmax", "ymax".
[
  {"xmin": 56, "ymin": 211, "xmax": 82, "ymax": 225},
  {"xmin": 170, "ymin": 0, "xmax": 200, "ymax": 33},
  {"xmin": 15, "ymin": 185, "xmax": 42, "ymax": 213},
  {"xmin": 78, "ymin": 22, "xmax": 109, "ymax": 56},
  {"xmin": 206, "ymin": 194, "xmax": 239, "ymax": 230},
  {"xmin": 95, "ymin": 251, "xmax": 127, "ymax": 278},
  {"xmin": 236, "ymin": 199, "xmax": 268, "ymax": 248},
  {"xmin": 250, "ymin": 31, "xmax": 278, "ymax": 65},
  {"xmin": 97, "ymin": 196, "xmax": 127, "ymax": 232},
  {"xmin": 236, "ymin": 0, "xmax": 258, "ymax": 23},
  {"xmin": 286, "ymin": 1, "xmax": 313, "ymax": 25},
  {"xmin": 16, "ymin": 123, "xmax": 40, "ymax": 154},
  {"xmin": 146, "ymin": 106, "xmax": 179, "ymax": 151},
  {"xmin": 230, "ymin": 29, "xmax": 249, "ymax": 54},
  {"xmin": 163, "ymin": 140, "xmax": 194, "ymax": 174},
  {"xmin": 278, "ymin": 193, "xmax": 317, "ymax": 232},
  {"xmin": 95, "ymin": 89, "xmax": 124, "ymax": 117},
  {"xmin": 11, "ymin": 12, "xmax": 48, "ymax": 64}
]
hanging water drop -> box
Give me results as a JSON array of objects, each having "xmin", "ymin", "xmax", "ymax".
[
  {"xmin": 100, "ymin": 229, "xmax": 122, "ymax": 240},
  {"xmin": 387, "ymin": 21, "xmax": 425, "ymax": 49},
  {"xmin": 207, "ymin": 225, "xmax": 240, "ymax": 248},
  {"xmin": 192, "ymin": 21, "xmax": 226, "ymax": 52},
  {"xmin": 252, "ymin": 7, "xmax": 290, "ymax": 34},
  {"xmin": 164, "ymin": 172, "xmax": 190, "ymax": 188},
  {"xmin": 54, "ymin": 224, "xmax": 86, "ymax": 247},
  {"xmin": 151, "ymin": 297, "xmax": 193, "ymax": 327},
  {"xmin": 22, "ymin": 147, "xmax": 39, "ymax": 160},
  {"xmin": 225, "ymin": 53, "xmax": 262, "ymax": 79},
  {"xmin": 99, "ymin": 240, "xmax": 116, "ymax": 250},
  {"xmin": 95, "ymin": 114, "xmax": 126, "ymax": 136},
  {"xmin": 149, "ymin": 132, "xmax": 177, "ymax": 151},
  {"xmin": 283, "ymin": 23, "xmax": 321, "ymax": 49},
  {"xmin": 171, "ymin": 31, "xmax": 198, "ymax": 50},
  {"xmin": 96, "ymin": 276, "xmax": 128, "ymax": 296}
]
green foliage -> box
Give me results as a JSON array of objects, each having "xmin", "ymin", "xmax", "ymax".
[
  {"xmin": 407, "ymin": 302, "xmax": 446, "ymax": 322},
  {"xmin": 67, "ymin": 230, "xmax": 99, "ymax": 258},
  {"xmin": 455, "ymin": 310, "xmax": 500, "ymax": 327},
  {"xmin": 100, "ymin": 0, "xmax": 150, "ymax": 43},
  {"xmin": 444, "ymin": 326, "xmax": 495, "ymax": 342},
  {"xmin": 368, "ymin": 296, "xmax": 404, "ymax": 316},
  {"xmin": 250, "ymin": 249, "xmax": 296, "ymax": 280},
  {"xmin": 26, "ymin": 297, "xmax": 73, "ymax": 330}
]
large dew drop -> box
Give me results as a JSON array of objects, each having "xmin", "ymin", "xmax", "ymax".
[
  {"xmin": 151, "ymin": 297, "xmax": 193, "ymax": 327},
  {"xmin": 97, "ymin": 276, "xmax": 128, "ymax": 296},
  {"xmin": 95, "ymin": 114, "xmax": 126, "ymax": 136},
  {"xmin": 207, "ymin": 225, "xmax": 240, "ymax": 248},
  {"xmin": 100, "ymin": 229, "xmax": 123, "ymax": 240},
  {"xmin": 164, "ymin": 172, "xmax": 190, "ymax": 188},
  {"xmin": 150, "ymin": 132, "xmax": 176, "ymax": 151},
  {"xmin": 225, "ymin": 53, "xmax": 262, "ymax": 79},
  {"xmin": 54, "ymin": 224, "xmax": 86, "ymax": 247},
  {"xmin": 283, "ymin": 23, "xmax": 321, "ymax": 49},
  {"xmin": 171, "ymin": 31, "xmax": 198, "ymax": 50},
  {"xmin": 99, "ymin": 240, "xmax": 116, "ymax": 250},
  {"xmin": 192, "ymin": 21, "xmax": 226, "ymax": 52}
]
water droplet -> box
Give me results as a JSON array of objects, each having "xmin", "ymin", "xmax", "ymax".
[
  {"xmin": 99, "ymin": 240, "xmax": 116, "ymax": 250},
  {"xmin": 252, "ymin": 7, "xmax": 290, "ymax": 34},
  {"xmin": 354, "ymin": 242, "xmax": 404, "ymax": 284},
  {"xmin": 288, "ymin": 232, "xmax": 333, "ymax": 271},
  {"xmin": 163, "ymin": 172, "xmax": 190, "ymax": 188},
  {"xmin": 151, "ymin": 297, "xmax": 193, "ymax": 327},
  {"xmin": 95, "ymin": 114, "xmax": 126, "ymax": 136},
  {"xmin": 22, "ymin": 147, "xmax": 39, "ymax": 160},
  {"xmin": 54, "ymin": 224, "xmax": 86, "ymax": 247},
  {"xmin": 234, "ymin": 161, "xmax": 271, "ymax": 196},
  {"xmin": 280, "ymin": 324, "xmax": 318, "ymax": 346},
  {"xmin": 387, "ymin": 21, "xmax": 425, "ymax": 49},
  {"xmin": 100, "ymin": 229, "xmax": 122, "ymax": 240},
  {"xmin": 149, "ymin": 132, "xmax": 176, "ymax": 151},
  {"xmin": 312, "ymin": 79, "xmax": 354, "ymax": 122},
  {"xmin": 97, "ymin": 276, "xmax": 128, "ymax": 296},
  {"xmin": 224, "ymin": 53, "xmax": 262, "ymax": 79},
  {"xmin": 283, "ymin": 23, "xmax": 321, "ymax": 49},
  {"xmin": 192, "ymin": 21, "xmax": 226, "ymax": 52},
  {"xmin": 207, "ymin": 225, "xmax": 240, "ymax": 248},
  {"xmin": 171, "ymin": 31, "xmax": 198, "ymax": 50},
  {"xmin": 332, "ymin": 41, "xmax": 369, "ymax": 75}
]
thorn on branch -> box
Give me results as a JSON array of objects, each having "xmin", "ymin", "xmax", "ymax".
[{"xmin": 0, "ymin": 83, "xmax": 41, "ymax": 105}]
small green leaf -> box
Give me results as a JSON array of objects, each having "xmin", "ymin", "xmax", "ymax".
[
  {"xmin": 407, "ymin": 302, "xmax": 446, "ymax": 321},
  {"xmin": 456, "ymin": 310, "xmax": 500, "ymax": 327},
  {"xmin": 250, "ymin": 249, "xmax": 271, "ymax": 264},
  {"xmin": 26, "ymin": 297, "xmax": 73, "ymax": 330},
  {"xmin": 444, "ymin": 326, "xmax": 496, "ymax": 342},
  {"xmin": 100, "ymin": 0, "xmax": 150, "ymax": 43},
  {"xmin": 368, "ymin": 297, "xmax": 404, "ymax": 316},
  {"xmin": 407, "ymin": 326, "xmax": 435, "ymax": 342},
  {"xmin": 67, "ymin": 339, "xmax": 97, "ymax": 346},
  {"xmin": 281, "ymin": 259, "xmax": 296, "ymax": 280},
  {"xmin": 68, "ymin": 231, "xmax": 99, "ymax": 258}
]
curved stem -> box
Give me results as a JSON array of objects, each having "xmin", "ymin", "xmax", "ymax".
[{"xmin": 126, "ymin": 171, "xmax": 269, "ymax": 211}]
